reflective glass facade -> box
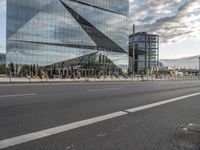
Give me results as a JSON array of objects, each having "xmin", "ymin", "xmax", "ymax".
[
  {"xmin": 6, "ymin": 0, "xmax": 129, "ymax": 72},
  {"xmin": 0, "ymin": 53, "xmax": 6, "ymax": 65},
  {"xmin": 129, "ymin": 32, "xmax": 159, "ymax": 74}
]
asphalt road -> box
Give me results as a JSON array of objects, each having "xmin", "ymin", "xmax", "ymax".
[{"xmin": 0, "ymin": 80, "xmax": 200, "ymax": 150}]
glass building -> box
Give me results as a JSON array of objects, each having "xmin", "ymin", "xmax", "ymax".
[
  {"xmin": 6, "ymin": 0, "xmax": 129, "ymax": 77},
  {"xmin": 0, "ymin": 53, "xmax": 6, "ymax": 65},
  {"xmin": 129, "ymin": 32, "xmax": 159, "ymax": 74}
]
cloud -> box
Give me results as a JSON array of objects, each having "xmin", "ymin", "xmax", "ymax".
[
  {"xmin": 0, "ymin": 45, "xmax": 5, "ymax": 53},
  {"xmin": 1, "ymin": 0, "xmax": 200, "ymax": 45},
  {"xmin": 0, "ymin": 0, "xmax": 6, "ymax": 12},
  {"xmin": 129, "ymin": 0, "xmax": 200, "ymax": 44}
]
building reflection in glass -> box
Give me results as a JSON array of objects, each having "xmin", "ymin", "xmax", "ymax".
[{"xmin": 6, "ymin": 0, "xmax": 129, "ymax": 77}]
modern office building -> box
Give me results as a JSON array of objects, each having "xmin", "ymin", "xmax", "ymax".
[
  {"xmin": 129, "ymin": 32, "xmax": 159, "ymax": 74},
  {"xmin": 0, "ymin": 53, "xmax": 6, "ymax": 65},
  {"xmin": 6, "ymin": 0, "xmax": 129, "ymax": 77}
]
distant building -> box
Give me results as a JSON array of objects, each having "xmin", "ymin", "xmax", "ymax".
[
  {"xmin": 161, "ymin": 55, "xmax": 200, "ymax": 70},
  {"xmin": 129, "ymin": 32, "xmax": 159, "ymax": 74},
  {"xmin": 0, "ymin": 53, "xmax": 6, "ymax": 65}
]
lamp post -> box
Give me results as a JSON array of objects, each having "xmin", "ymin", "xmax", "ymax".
[
  {"xmin": 132, "ymin": 25, "xmax": 135, "ymax": 76},
  {"xmin": 198, "ymin": 57, "xmax": 200, "ymax": 79}
]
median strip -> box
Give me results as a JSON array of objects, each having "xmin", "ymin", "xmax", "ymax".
[{"xmin": 0, "ymin": 92, "xmax": 200, "ymax": 149}]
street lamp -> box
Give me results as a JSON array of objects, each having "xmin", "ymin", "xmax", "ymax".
[{"xmin": 198, "ymin": 57, "xmax": 200, "ymax": 79}]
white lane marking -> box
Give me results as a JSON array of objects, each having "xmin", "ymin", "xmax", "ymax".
[
  {"xmin": 126, "ymin": 93, "xmax": 200, "ymax": 113},
  {"xmin": 0, "ymin": 93, "xmax": 37, "ymax": 98},
  {"xmin": 0, "ymin": 83, "xmax": 74, "ymax": 87},
  {"xmin": 0, "ymin": 81, "xmax": 139, "ymax": 87},
  {"xmin": 88, "ymin": 87, "xmax": 122, "ymax": 92},
  {"xmin": 0, "ymin": 111, "xmax": 127, "ymax": 149},
  {"xmin": 0, "ymin": 92, "xmax": 200, "ymax": 149}
]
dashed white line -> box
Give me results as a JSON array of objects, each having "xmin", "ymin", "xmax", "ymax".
[
  {"xmin": 0, "ymin": 93, "xmax": 37, "ymax": 98},
  {"xmin": 0, "ymin": 111, "xmax": 127, "ymax": 149},
  {"xmin": 88, "ymin": 87, "xmax": 123, "ymax": 92},
  {"xmin": 126, "ymin": 93, "xmax": 200, "ymax": 113},
  {"xmin": 0, "ymin": 92, "xmax": 200, "ymax": 149}
]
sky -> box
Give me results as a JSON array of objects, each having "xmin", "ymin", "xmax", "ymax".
[{"xmin": 0, "ymin": 0, "xmax": 200, "ymax": 59}]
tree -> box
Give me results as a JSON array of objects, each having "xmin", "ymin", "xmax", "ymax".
[
  {"xmin": 53, "ymin": 64, "xmax": 56, "ymax": 76},
  {"xmin": 10, "ymin": 62, "xmax": 14, "ymax": 74},
  {"xmin": 16, "ymin": 64, "xmax": 18, "ymax": 74},
  {"xmin": 33, "ymin": 64, "xmax": 36, "ymax": 77},
  {"xmin": 38, "ymin": 67, "xmax": 42, "ymax": 79},
  {"xmin": 30, "ymin": 65, "xmax": 33, "ymax": 77},
  {"xmin": 0, "ymin": 65, "xmax": 9, "ymax": 74},
  {"xmin": 20, "ymin": 65, "xmax": 30, "ymax": 77}
]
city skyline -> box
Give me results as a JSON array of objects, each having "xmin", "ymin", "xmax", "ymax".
[{"xmin": 1, "ymin": 0, "xmax": 200, "ymax": 59}]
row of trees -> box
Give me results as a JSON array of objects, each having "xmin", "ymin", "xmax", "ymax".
[
  {"xmin": 1, "ymin": 55, "xmax": 123, "ymax": 78},
  {"xmin": 6, "ymin": 63, "xmax": 47, "ymax": 78},
  {"xmin": 0, "ymin": 65, "xmax": 9, "ymax": 74},
  {"xmin": 9, "ymin": 63, "xmax": 38, "ymax": 76}
]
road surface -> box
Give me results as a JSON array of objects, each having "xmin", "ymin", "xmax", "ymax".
[{"xmin": 0, "ymin": 80, "xmax": 200, "ymax": 150}]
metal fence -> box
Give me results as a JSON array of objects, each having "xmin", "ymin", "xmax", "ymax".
[{"xmin": 0, "ymin": 74, "xmax": 199, "ymax": 83}]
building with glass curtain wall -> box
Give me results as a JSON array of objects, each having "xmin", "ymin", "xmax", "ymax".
[
  {"xmin": 6, "ymin": 0, "xmax": 129, "ymax": 77},
  {"xmin": 129, "ymin": 32, "xmax": 159, "ymax": 74},
  {"xmin": 0, "ymin": 53, "xmax": 6, "ymax": 65}
]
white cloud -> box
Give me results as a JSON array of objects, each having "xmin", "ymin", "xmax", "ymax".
[
  {"xmin": 0, "ymin": 45, "xmax": 5, "ymax": 53},
  {"xmin": 129, "ymin": 0, "xmax": 200, "ymax": 44},
  {"xmin": 1, "ymin": 0, "xmax": 200, "ymax": 46},
  {"xmin": 0, "ymin": 0, "xmax": 6, "ymax": 12}
]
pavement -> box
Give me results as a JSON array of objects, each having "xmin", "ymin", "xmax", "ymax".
[
  {"xmin": 0, "ymin": 80, "xmax": 200, "ymax": 150},
  {"xmin": 0, "ymin": 75, "xmax": 199, "ymax": 83},
  {"xmin": 0, "ymin": 77, "xmax": 139, "ymax": 83}
]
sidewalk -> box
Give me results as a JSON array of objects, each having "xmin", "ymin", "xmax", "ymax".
[
  {"xmin": 0, "ymin": 77, "xmax": 140, "ymax": 83},
  {"xmin": 0, "ymin": 76, "xmax": 199, "ymax": 83}
]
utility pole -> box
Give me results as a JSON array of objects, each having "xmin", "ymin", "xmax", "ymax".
[
  {"xmin": 132, "ymin": 25, "xmax": 135, "ymax": 77},
  {"xmin": 199, "ymin": 57, "xmax": 200, "ymax": 79}
]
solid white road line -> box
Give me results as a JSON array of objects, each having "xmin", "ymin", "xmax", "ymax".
[
  {"xmin": 88, "ymin": 87, "xmax": 122, "ymax": 92},
  {"xmin": 0, "ymin": 93, "xmax": 200, "ymax": 149},
  {"xmin": 126, "ymin": 93, "xmax": 200, "ymax": 113},
  {"xmin": 0, "ymin": 111, "xmax": 127, "ymax": 149},
  {"xmin": 0, "ymin": 93, "xmax": 37, "ymax": 98},
  {"xmin": 0, "ymin": 81, "xmax": 138, "ymax": 87}
]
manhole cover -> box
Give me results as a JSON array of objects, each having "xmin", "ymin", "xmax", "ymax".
[
  {"xmin": 180, "ymin": 123, "xmax": 200, "ymax": 134},
  {"xmin": 171, "ymin": 123, "xmax": 200, "ymax": 150}
]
